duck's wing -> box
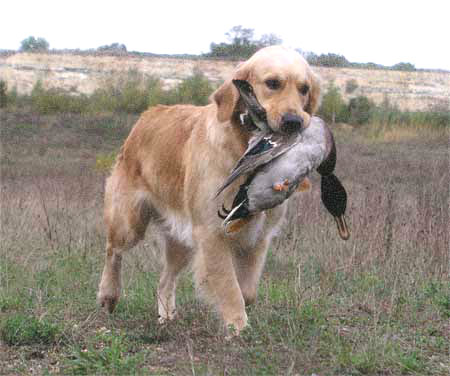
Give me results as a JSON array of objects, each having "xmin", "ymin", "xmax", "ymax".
[
  {"xmin": 232, "ymin": 79, "xmax": 272, "ymax": 132},
  {"xmin": 215, "ymin": 132, "xmax": 300, "ymax": 197}
]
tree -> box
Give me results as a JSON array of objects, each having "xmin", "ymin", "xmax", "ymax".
[
  {"xmin": 97, "ymin": 43, "xmax": 127, "ymax": 55},
  {"xmin": 306, "ymin": 53, "xmax": 350, "ymax": 67},
  {"xmin": 20, "ymin": 36, "xmax": 49, "ymax": 52},
  {"xmin": 319, "ymin": 82, "xmax": 348, "ymax": 124},
  {"xmin": 391, "ymin": 62, "xmax": 416, "ymax": 71},
  {"xmin": 208, "ymin": 26, "xmax": 282, "ymax": 59},
  {"xmin": 225, "ymin": 25, "xmax": 255, "ymax": 46},
  {"xmin": 259, "ymin": 33, "xmax": 282, "ymax": 47}
]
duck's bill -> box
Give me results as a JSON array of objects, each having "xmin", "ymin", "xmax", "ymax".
[{"xmin": 334, "ymin": 215, "xmax": 350, "ymax": 240}]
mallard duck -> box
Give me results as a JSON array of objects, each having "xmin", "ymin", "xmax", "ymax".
[{"xmin": 217, "ymin": 81, "xmax": 349, "ymax": 240}]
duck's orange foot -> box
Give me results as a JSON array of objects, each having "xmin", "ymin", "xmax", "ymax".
[
  {"xmin": 273, "ymin": 179, "xmax": 290, "ymax": 192},
  {"xmin": 225, "ymin": 217, "xmax": 252, "ymax": 233},
  {"xmin": 297, "ymin": 177, "xmax": 312, "ymax": 192}
]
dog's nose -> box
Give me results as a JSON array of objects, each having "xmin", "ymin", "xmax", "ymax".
[{"xmin": 280, "ymin": 113, "xmax": 304, "ymax": 134}]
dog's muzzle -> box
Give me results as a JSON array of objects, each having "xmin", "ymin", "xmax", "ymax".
[{"xmin": 280, "ymin": 113, "xmax": 304, "ymax": 134}]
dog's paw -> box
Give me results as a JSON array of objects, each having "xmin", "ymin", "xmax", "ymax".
[
  {"xmin": 224, "ymin": 313, "xmax": 249, "ymax": 339},
  {"xmin": 97, "ymin": 293, "xmax": 119, "ymax": 313},
  {"xmin": 158, "ymin": 310, "xmax": 177, "ymax": 325}
]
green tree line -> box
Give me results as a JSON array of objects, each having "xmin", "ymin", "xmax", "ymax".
[{"xmin": 15, "ymin": 26, "xmax": 419, "ymax": 71}]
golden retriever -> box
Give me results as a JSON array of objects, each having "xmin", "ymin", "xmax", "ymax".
[{"xmin": 97, "ymin": 46, "xmax": 320, "ymax": 335}]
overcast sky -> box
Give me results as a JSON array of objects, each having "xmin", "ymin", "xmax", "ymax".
[{"xmin": 1, "ymin": 0, "xmax": 449, "ymax": 70}]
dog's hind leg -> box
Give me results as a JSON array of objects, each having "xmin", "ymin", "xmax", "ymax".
[
  {"xmin": 97, "ymin": 174, "xmax": 152, "ymax": 313},
  {"xmin": 157, "ymin": 236, "xmax": 191, "ymax": 323}
]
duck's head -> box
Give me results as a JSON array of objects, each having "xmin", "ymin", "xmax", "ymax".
[
  {"xmin": 316, "ymin": 122, "xmax": 350, "ymax": 240},
  {"xmin": 321, "ymin": 174, "xmax": 350, "ymax": 240}
]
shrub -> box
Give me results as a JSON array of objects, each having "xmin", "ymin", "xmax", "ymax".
[
  {"xmin": 0, "ymin": 80, "xmax": 7, "ymax": 108},
  {"xmin": 345, "ymin": 79, "xmax": 358, "ymax": 94},
  {"xmin": 348, "ymin": 96, "xmax": 374, "ymax": 125},
  {"xmin": 165, "ymin": 70, "xmax": 214, "ymax": 106},
  {"xmin": 318, "ymin": 82, "xmax": 349, "ymax": 123},
  {"xmin": 91, "ymin": 71, "xmax": 163, "ymax": 113},
  {"xmin": 31, "ymin": 81, "xmax": 89, "ymax": 114}
]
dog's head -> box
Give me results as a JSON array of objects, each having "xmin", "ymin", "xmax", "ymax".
[{"xmin": 212, "ymin": 46, "xmax": 321, "ymax": 133}]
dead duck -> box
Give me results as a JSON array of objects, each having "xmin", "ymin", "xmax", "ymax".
[{"xmin": 217, "ymin": 81, "xmax": 349, "ymax": 240}]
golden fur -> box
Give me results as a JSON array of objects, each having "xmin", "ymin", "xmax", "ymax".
[{"xmin": 97, "ymin": 46, "xmax": 321, "ymax": 335}]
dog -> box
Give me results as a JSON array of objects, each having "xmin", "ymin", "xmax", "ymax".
[{"xmin": 97, "ymin": 45, "xmax": 321, "ymax": 335}]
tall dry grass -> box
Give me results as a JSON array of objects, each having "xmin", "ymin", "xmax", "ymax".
[{"xmin": 1, "ymin": 111, "xmax": 448, "ymax": 374}]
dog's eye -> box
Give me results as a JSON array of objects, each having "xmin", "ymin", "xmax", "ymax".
[
  {"xmin": 265, "ymin": 79, "xmax": 281, "ymax": 90},
  {"xmin": 299, "ymin": 84, "xmax": 309, "ymax": 96}
]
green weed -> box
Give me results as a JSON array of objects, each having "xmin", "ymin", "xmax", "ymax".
[
  {"xmin": 64, "ymin": 329, "xmax": 146, "ymax": 375},
  {"xmin": 1, "ymin": 314, "xmax": 60, "ymax": 346}
]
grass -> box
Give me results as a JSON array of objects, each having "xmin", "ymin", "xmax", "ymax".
[{"xmin": 0, "ymin": 108, "xmax": 449, "ymax": 374}]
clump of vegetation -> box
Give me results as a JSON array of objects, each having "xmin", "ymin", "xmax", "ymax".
[
  {"xmin": 3, "ymin": 67, "xmax": 446, "ymax": 133},
  {"xmin": 20, "ymin": 36, "xmax": 50, "ymax": 52},
  {"xmin": 0, "ymin": 80, "xmax": 7, "ymax": 108},
  {"xmin": 164, "ymin": 70, "xmax": 214, "ymax": 106},
  {"xmin": 345, "ymin": 79, "xmax": 358, "ymax": 94},
  {"xmin": 64, "ymin": 330, "xmax": 145, "ymax": 374},
  {"xmin": 95, "ymin": 152, "xmax": 117, "ymax": 171},
  {"xmin": 206, "ymin": 25, "xmax": 282, "ymax": 60},
  {"xmin": 30, "ymin": 81, "xmax": 90, "ymax": 114},
  {"xmin": 318, "ymin": 82, "xmax": 449, "ymax": 132},
  {"xmin": 1, "ymin": 314, "xmax": 59, "ymax": 345},
  {"xmin": 90, "ymin": 70, "xmax": 162, "ymax": 113},
  {"xmin": 5, "ymin": 70, "xmax": 215, "ymax": 115},
  {"xmin": 318, "ymin": 81, "xmax": 349, "ymax": 124},
  {"xmin": 303, "ymin": 51, "xmax": 417, "ymax": 71},
  {"xmin": 348, "ymin": 95, "xmax": 373, "ymax": 125},
  {"xmin": 97, "ymin": 42, "xmax": 127, "ymax": 55}
]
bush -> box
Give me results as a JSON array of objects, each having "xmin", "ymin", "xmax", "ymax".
[
  {"xmin": 0, "ymin": 80, "xmax": 7, "ymax": 108},
  {"xmin": 345, "ymin": 79, "xmax": 359, "ymax": 94},
  {"xmin": 91, "ymin": 70, "xmax": 166, "ymax": 113},
  {"xmin": 164, "ymin": 70, "xmax": 214, "ymax": 106},
  {"xmin": 348, "ymin": 96, "xmax": 374, "ymax": 125},
  {"xmin": 27, "ymin": 70, "xmax": 214, "ymax": 115},
  {"xmin": 318, "ymin": 82, "xmax": 349, "ymax": 123},
  {"xmin": 31, "ymin": 81, "xmax": 89, "ymax": 114}
]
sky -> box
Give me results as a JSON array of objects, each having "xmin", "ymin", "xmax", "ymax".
[{"xmin": 1, "ymin": 0, "xmax": 449, "ymax": 70}]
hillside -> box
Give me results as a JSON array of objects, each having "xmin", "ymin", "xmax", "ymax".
[{"xmin": 1, "ymin": 52, "xmax": 449, "ymax": 111}]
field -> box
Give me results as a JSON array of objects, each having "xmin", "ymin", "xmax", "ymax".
[{"xmin": 0, "ymin": 109, "xmax": 449, "ymax": 375}]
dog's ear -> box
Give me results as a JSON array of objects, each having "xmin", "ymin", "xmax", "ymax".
[
  {"xmin": 212, "ymin": 65, "xmax": 249, "ymax": 123},
  {"xmin": 305, "ymin": 71, "xmax": 321, "ymax": 115}
]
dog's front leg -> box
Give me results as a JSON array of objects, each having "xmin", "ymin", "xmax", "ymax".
[{"xmin": 193, "ymin": 228, "xmax": 247, "ymax": 336}]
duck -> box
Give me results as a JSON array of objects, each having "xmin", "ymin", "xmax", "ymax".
[{"xmin": 217, "ymin": 80, "xmax": 350, "ymax": 240}]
